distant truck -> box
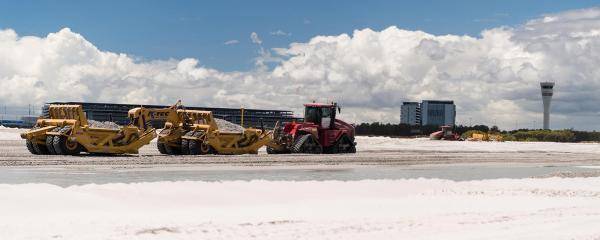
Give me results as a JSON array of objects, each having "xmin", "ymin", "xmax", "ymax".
[{"xmin": 429, "ymin": 125, "xmax": 461, "ymax": 140}]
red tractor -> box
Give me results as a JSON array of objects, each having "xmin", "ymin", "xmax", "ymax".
[
  {"xmin": 267, "ymin": 102, "xmax": 356, "ymax": 154},
  {"xmin": 429, "ymin": 125, "xmax": 461, "ymax": 140}
]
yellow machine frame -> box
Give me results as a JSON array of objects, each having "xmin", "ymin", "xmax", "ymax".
[
  {"xmin": 157, "ymin": 109, "xmax": 272, "ymax": 155},
  {"xmin": 21, "ymin": 102, "xmax": 180, "ymax": 155}
]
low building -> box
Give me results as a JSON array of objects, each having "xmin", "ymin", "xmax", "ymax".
[{"xmin": 42, "ymin": 102, "xmax": 301, "ymax": 129}]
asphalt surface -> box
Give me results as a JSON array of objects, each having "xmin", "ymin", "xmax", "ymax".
[{"xmin": 1, "ymin": 139, "xmax": 599, "ymax": 167}]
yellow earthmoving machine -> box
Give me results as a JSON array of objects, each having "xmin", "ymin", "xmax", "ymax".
[
  {"xmin": 157, "ymin": 109, "xmax": 272, "ymax": 155},
  {"xmin": 20, "ymin": 101, "xmax": 182, "ymax": 155}
]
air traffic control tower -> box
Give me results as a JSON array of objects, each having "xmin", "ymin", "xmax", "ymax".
[{"xmin": 540, "ymin": 82, "xmax": 555, "ymax": 130}]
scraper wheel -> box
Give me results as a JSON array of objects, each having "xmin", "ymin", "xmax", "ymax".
[
  {"xmin": 181, "ymin": 131, "xmax": 194, "ymax": 155},
  {"xmin": 157, "ymin": 141, "xmax": 167, "ymax": 154},
  {"xmin": 189, "ymin": 131, "xmax": 211, "ymax": 155}
]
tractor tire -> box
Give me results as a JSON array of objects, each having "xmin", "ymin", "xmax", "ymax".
[
  {"xmin": 32, "ymin": 140, "xmax": 49, "ymax": 155},
  {"xmin": 267, "ymin": 146, "xmax": 291, "ymax": 154},
  {"xmin": 164, "ymin": 142, "xmax": 181, "ymax": 155},
  {"xmin": 291, "ymin": 134, "xmax": 310, "ymax": 153},
  {"xmin": 337, "ymin": 135, "xmax": 356, "ymax": 154},
  {"xmin": 157, "ymin": 141, "xmax": 167, "ymax": 154},
  {"xmin": 52, "ymin": 127, "xmax": 81, "ymax": 155},
  {"xmin": 25, "ymin": 140, "xmax": 38, "ymax": 155},
  {"xmin": 266, "ymin": 146, "xmax": 277, "ymax": 154},
  {"xmin": 325, "ymin": 141, "xmax": 340, "ymax": 154},
  {"xmin": 348, "ymin": 144, "xmax": 356, "ymax": 153},
  {"xmin": 292, "ymin": 134, "xmax": 322, "ymax": 154},
  {"xmin": 180, "ymin": 131, "xmax": 194, "ymax": 155},
  {"xmin": 25, "ymin": 126, "xmax": 48, "ymax": 155},
  {"xmin": 189, "ymin": 131, "xmax": 211, "ymax": 155},
  {"xmin": 46, "ymin": 128, "xmax": 60, "ymax": 155}
]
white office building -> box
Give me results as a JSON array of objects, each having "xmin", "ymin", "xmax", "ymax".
[{"xmin": 400, "ymin": 102, "xmax": 421, "ymax": 125}]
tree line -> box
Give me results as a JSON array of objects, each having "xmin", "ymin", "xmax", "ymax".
[{"xmin": 354, "ymin": 122, "xmax": 600, "ymax": 142}]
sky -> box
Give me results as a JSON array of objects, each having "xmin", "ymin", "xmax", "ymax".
[
  {"xmin": 1, "ymin": 0, "xmax": 598, "ymax": 71},
  {"xmin": 1, "ymin": 1, "xmax": 600, "ymax": 130}
]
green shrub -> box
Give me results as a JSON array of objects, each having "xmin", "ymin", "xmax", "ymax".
[
  {"xmin": 510, "ymin": 130, "xmax": 576, "ymax": 142},
  {"xmin": 502, "ymin": 134, "xmax": 516, "ymax": 141}
]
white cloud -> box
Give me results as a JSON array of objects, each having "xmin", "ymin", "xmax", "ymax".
[
  {"xmin": 250, "ymin": 32, "xmax": 262, "ymax": 44},
  {"xmin": 2, "ymin": 8, "xmax": 600, "ymax": 129},
  {"xmin": 223, "ymin": 40, "xmax": 239, "ymax": 45},
  {"xmin": 270, "ymin": 30, "xmax": 291, "ymax": 36}
]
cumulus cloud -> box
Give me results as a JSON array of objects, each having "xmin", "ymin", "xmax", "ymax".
[
  {"xmin": 1, "ymin": 8, "xmax": 600, "ymax": 129},
  {"xmin": 250, "ymin": 32, "xmax": 262, "ymax": 44},
  {"xmin": 223, "ymin": 40, "xmax": 239, "ymax": 45}
]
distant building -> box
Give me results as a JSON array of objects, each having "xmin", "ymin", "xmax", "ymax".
[
  {"xmin": 43, "ymin": 102, "xmax": 300, "ymax": 129},
  {"xmin": 420, "ymin": 100, "xmax": 456, "ymax": 126},
  {"xmin": 540, "ymin": 82, "xmax": 554, "ymax": 130},
  {"xmin": 400, "ymin": 102, "xmax": 421, "ymax": 126}
]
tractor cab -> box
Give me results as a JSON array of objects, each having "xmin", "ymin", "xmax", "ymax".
[{"xmin": 303, "ymin": 103, "xmax": 339, "ymax": 129}]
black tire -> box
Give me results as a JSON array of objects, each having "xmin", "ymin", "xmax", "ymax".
[
  {"xmin": 46, "ymin": 128, "xmax": 60, "ymax": 155},
  {"xmin": 348, "ymin": 144, "xmax": 356, "ymax": 153},
  {"xmin": 164, "ymin": 142, "xmax": 181, "ymax": 155},
  {"xmin": 27, "ymin": 126, "xmax": 49, "ymax": 155},
  {"xmin": 292, "ymin": 134, "xmax": 322, "ymax": 154},
  {"xmin": 157, "ymin": 141, "xmax": 167, "ymax": 154},
  {"xmin": 32, "ymin": 140, "xmax": 49, "ymax": 155},
  {"xmin": 292, "ymin": 134, "xmax": 310, "ymax": 153},
  {"xmin": 189, "ymin": 131, "xmax": 211, "ymax": 155},
  {"xmin": 267, "ymin": 146, "xmax": 290, "ymax": 154},
  {"xmin": 25, "ymin": 140, "xmax": 38, "ymax": 154},
  {"xmin": 325, "ymin": 141, "xmax": 340, "ymax": 154},
  {"xmin": 181, "ymin": 131, "xmax": 194, "ymax": 155},
  {"xmin": 266, "ymin": 146, "xmax": 275, "ymax": 154},
  {"xmin": 337, "ymin": 135, "xmax": 356, "ymax": 154},
  {"xmin": 52, "ymin": 127, "xmax": 81, "ymax": 155}
]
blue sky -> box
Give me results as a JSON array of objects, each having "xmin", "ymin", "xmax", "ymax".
[{"xmin": 1, "ymin": 0, "xmax": 598, "ymax": 71}]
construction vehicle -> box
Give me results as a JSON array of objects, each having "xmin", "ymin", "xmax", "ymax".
[
  {"xmin": 267, "ymin": 102, "xmax": 356, "ymax": 154},
  {"xmin": 429, "ymin": 125, "xmax": 461, "ymax": 140},
  {"xmin": 20, "ymin": 102, "xmax": 181, "ymax": 155},
  {"xmin": 157, "ymin": 109, "xmax": 272, "ymax": 155},
  {"xmin": 468, "ymin": 133, "xmax": 504, "ymax": 142}
]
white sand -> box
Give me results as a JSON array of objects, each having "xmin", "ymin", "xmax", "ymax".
[
  {"xmin": 0, "ymin": 126, "xmax": 25, "ymax": 140},
  {"xmin": 356, "ymin": 136, "xmax": 600, "ymax": 153},
  {"xmin": 1, "ymin": 178, "xmax": 599, "ymax": 239},
  {"xmin": 4, "ymin": 127, "xmax": 599, "ymax": 154}
]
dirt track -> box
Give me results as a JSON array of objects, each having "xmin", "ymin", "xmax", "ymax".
[{"xmin": 1, "ymin": 140, "xmax": 599, "ymax": 167}]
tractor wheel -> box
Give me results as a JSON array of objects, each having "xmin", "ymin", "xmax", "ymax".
[
  {"xmin": 46, "ymin": 128, "xmax": 60, "ymax": 155},
  {"xmin": 337, "ymin": 135, "xmax": 356, "ymax": 154},
  {"xmin": 292, "ymin": 134, "xmax": 322, "ymax": 154},
  {"xmin": 266, "ymin": 146, "xmax": 277, "ymax": 154},
  {"xmin": 157, "ymin": 141, "xmax": 167, "ymax": 154},
  {"xmin": 325, "ymin": 141, "xmax": 340, "ymax": 154},
  {"xmin": 163, "ymin": 141, "xmax": 181, "ymax": 155},
  {"xmin": 52, "ymin": 127, "xmax": 81, "ymax": 155},
  {"xmin": 31, "ymin": 140, "xmax": 49, "ymax": 155},
  {"xmin": 180, "ymin": 131, "xmax": 194, "ymax": 155},
  {"xmin": 25, "ymin": 140, "xmax": 38, "ymax": 155},
  {"xmin": 189, "ymin": 131, "xmax": 211, "ymax": 155},
  {"xmin": 267, "ymin": 146, "xmax": 291, "ymax": 154}
]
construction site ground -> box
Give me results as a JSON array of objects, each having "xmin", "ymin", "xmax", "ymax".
[{"xmin": 1, "ymin": 139, "xmax": 599, "ymax": 167}]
